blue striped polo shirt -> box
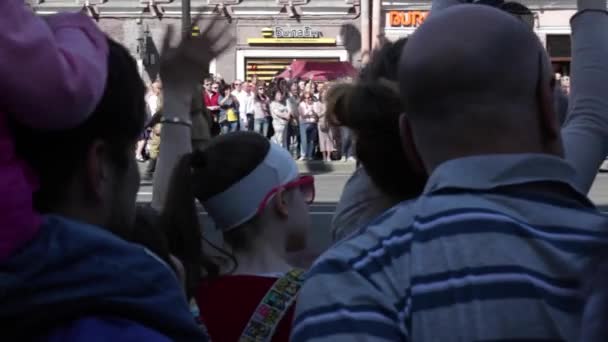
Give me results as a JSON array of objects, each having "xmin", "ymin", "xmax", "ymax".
[{"xmin": 292, "ymin": 154, "xmax": 608, "ymax": 342}]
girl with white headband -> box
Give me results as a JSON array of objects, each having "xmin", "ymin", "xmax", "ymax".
[{"xmin": 159, "ymin": 131, "xmax": 314, "ymax": 342}]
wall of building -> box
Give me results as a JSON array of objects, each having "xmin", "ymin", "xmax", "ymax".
[
  {"xmin": 231, "ymin": 19, "xmax": 360, "ymax": 81},
  {"xmin": 380, "ymin": 4, "xmax": 577, "ymax": 46},
  {"xmin": 32, "ymin": 0, "xmax": 362, "ymax": 84},
  {"xmin": 94, "ymin": 18, "xmax": 181, "ymax": 83}
]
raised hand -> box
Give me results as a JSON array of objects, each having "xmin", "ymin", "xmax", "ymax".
[
  {"xmin": 577, "ymin": 0, "xmax": 606, "ymax": 10},
  {"xmin": 160, "ymin": 17, "xmax": 234, "ymax": 94},
  {"xmin": 430, "ymin": 0, "xmax": 470, "ymax": 15}
]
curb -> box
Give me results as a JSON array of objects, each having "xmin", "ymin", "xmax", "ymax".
[
  {"xmin": 138, "ymin": 160, "xmax": 356, "ymax": 183},
  {"xmin": 296, "ymin": 160, "xmax": 357, "ymax": 174}
]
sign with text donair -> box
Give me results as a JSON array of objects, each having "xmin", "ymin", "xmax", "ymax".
[{"xmin": 247, "ymin": 26, "xmax": 336, "ymax": 45}]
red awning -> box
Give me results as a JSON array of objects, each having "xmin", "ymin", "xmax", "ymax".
[{"xmin": 276, "ymin": 61, "xmax": 357, "ymax": 81}]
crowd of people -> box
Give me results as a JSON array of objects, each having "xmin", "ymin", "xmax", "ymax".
[
  {"xmin": 201, "ymin": 75, "xmax": 356, "ymax": 162},
  {"xmin": 3, "ymin": 0, "xmax": 608, "ymax": 341},
  {"xmin": 139, "ymin": 73, "xmax": 356, "ymax": 176}
]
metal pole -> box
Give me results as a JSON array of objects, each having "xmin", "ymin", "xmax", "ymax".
[
  {"xmin": 360, "ymin": 0, "xmax": 371, "ymax": 64},
  {"xmin": 371, "ymin": 0, "xmax": 382, "ymax": 50},
  {"xmin": 182, "ymin": 0, "xmax": 191, "ymax": 37}
]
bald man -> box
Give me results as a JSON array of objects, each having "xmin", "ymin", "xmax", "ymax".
[
  {"xmin": 399, "ymin": 5, "xmax": 562, "ymax": 166},
  {"xmin": 291, "ymin": 3, "xmax": 608, "ymax": 342}
]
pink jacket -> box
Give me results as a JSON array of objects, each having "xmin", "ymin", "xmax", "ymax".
[{"xmin": 0, "ymin": 1, "xmax": 108, "ymax": 261}]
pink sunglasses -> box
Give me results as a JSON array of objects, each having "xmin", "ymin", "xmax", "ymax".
[{"xmin": 257, "ymin": 175, "xmax": 315, "ymax": 214}]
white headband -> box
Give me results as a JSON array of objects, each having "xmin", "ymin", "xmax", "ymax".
[{"xmin": 202, "ymin": 143, "xmax": 299, "ymax": 231}]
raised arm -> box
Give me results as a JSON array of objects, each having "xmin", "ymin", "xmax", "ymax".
[
  {"xmin": 561, "ymin": 0, "xmax": 608, "ymax": 193},
  {"xmin": 0, "ymin": 2, "xmax": 108, "ymax": 129},
  {"xmin": 430, "ymin": 0, "xmax": 469, "ymax": 15}
]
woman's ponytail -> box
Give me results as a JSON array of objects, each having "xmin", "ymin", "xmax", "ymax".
[
  {"xmin": 324, "ymin": 78, "xmax": 423, "ymax": 200},
  {"xmin": 325, "ymin": 79, "xmax": 401, "ymax": 133},
  {"xmin": 158, "ymin": 151, "xmax": 218, "ymax": 300},
  {"xmin": 324, "ymin": 82, "xmax": 356, "ymax": 127}
]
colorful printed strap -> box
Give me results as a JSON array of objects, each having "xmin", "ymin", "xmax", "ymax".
[{"xmin": 239, "ymin": 269, "xmax": 306, "ymax": 342}]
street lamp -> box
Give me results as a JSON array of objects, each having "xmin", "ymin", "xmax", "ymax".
[
  {"xmin": 137, "ymin": 24, "xmax": 151, "ymax": 65},
  {"xmin": 182, "ymin": 0, "xmax": 191, "ymax": 37}
]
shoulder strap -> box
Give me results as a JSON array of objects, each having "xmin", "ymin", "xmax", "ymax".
[{"xmin": 239, "ymin": 269, "xmax": 306, "ymax": 342}]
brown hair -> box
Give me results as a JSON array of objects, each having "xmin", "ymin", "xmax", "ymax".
[
  {"xmin": 325, "ymin": 37, "xmax": 426, "ymax": 200},
  {"xmin": 158, "ymin": 132, "xmax": 271, "ymax": 292}
]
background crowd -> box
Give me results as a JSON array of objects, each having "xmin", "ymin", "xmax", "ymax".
[{"xmin": 139, "ymin": 73, "xmax": 356, "ymax": 180}]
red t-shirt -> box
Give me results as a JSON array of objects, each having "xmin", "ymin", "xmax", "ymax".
[
  {"xmin": 203, "ymin": 91, "xmax": 220, "ymax": 109},
  {"xmin": 196, "ymin": 275, "xmax": 295, "ymax": 342}
]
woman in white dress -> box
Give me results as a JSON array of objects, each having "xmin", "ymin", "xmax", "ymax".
[
  {"xmin": 137, "ymin": 80, "xmax": 162, "ymax": 161},
  {"xmin": 315, "ymin": 86, "xmax": 335, "ymax": 161},
  {"xmin": 269, "ymin": 89, "xmax": 291, "ymax": 149}
]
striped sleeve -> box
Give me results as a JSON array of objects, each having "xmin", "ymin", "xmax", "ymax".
[{"xmin": 291, "ymin": 257, "xmax": 408, "ymax": 342}]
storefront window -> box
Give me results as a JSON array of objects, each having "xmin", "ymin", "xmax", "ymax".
[{"xmin": 246, "ymin": 57, "xmax": 340, "ymax": 81}]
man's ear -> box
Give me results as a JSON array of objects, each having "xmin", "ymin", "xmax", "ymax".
[
  {"xmin": 84, "ymin": 140, "xmax": 108, "ymax": 202},
  {"xmin": 272, "ymin": 188, "xmax": 289, "ymax": 219},
  {"xmin": 399, "ymin": 113, "xmax": 427, "ymax": 176},
  {"xmin": 536, "ymin": 54, "xmax": 561, "ymax": 143}
]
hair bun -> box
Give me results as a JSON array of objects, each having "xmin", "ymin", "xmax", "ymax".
[{"xmin": 191, "ymin": 150, "xmax": 207, "ymax": 169}]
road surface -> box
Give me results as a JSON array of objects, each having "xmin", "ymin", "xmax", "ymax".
[{"xmin": 137, "ymin": 171, "xmax": 608, "ymax": 256}]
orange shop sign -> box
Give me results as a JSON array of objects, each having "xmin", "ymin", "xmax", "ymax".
[{"xmin": 387, "ymin": 11, "xmax": 429, "ymax": 28}]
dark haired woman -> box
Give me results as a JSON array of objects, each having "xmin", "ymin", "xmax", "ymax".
[
  {"xmin": 159, "ymin": 132, "xmax": 314, "ymax": 341},
  {"xmin": 219, "ymin": 84, "xmax": 240, "ymax": 134},
  {"xmin": 253, "ymin": 84, "xmax": 271, "ymax": 137},
  {"xmin": 326, "ymin": 78, "xmax": 422, "ymax": 241}
]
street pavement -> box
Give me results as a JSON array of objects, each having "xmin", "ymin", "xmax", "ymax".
[{"xmin": 137, "ymin": 169, "xmax": 608, "ymax": 257}]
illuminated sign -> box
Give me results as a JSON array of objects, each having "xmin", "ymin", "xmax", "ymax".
[
  {"xmin": 387, "ymin": 11, "xmax": 429, "ymax": 28},
  {"xmin": 275, "ymin": 26, "xmax": 322, "ymax": 38},
  {"xmin": 192, "ymin": 25, "xmax": 200, "ymax": 37},
  {"xmin": 248, "ymin": 26, "xmax": 336, "ymax": 45}
]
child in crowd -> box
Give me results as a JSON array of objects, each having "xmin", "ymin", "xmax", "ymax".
[
  {"xmin": 0, "ymin": 1, "xmax": 108, "ymax": 260},
  {"xmin": 159, "ymin": 132, "xmax": 313, "ymax": 341}
]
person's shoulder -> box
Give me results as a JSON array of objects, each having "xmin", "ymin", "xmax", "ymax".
[
  {"xmin": 331, "ymin": 169, "xmax": 396, "ymax": 242},
  {"xmin": 310, "ymin": 201, "xmax": 416, "ymax": 279},
  {"xmin": 39, "ymin": 214, "xmax": 178, "ymax": 293},
  {"xmin": 45, "ymin": 316, "xmax": 171, "ymax": 342},
  {"xmin": 337, "ymin": 168, "xmax": 387, "ymax": 208}
]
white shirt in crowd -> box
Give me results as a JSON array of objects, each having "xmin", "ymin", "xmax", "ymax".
[
  {"xmin": 146, "ymin": 93, "xmax": 159, "ymax": 114},
  {"xmin": 232, "ymin": 89, "xmax": 253, "ymax": 122}
]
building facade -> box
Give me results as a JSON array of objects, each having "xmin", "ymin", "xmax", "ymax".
[
  {"xmin": 30, "ymin": 0, "xmax": 578, "ymax": 81},
  {"xmin": 30, "ymin": 0, "xmax": 362, "ymax": 83},
  {"xmin": 381, "ymin": 0, "xmax": 576, "ymax": 75}
]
